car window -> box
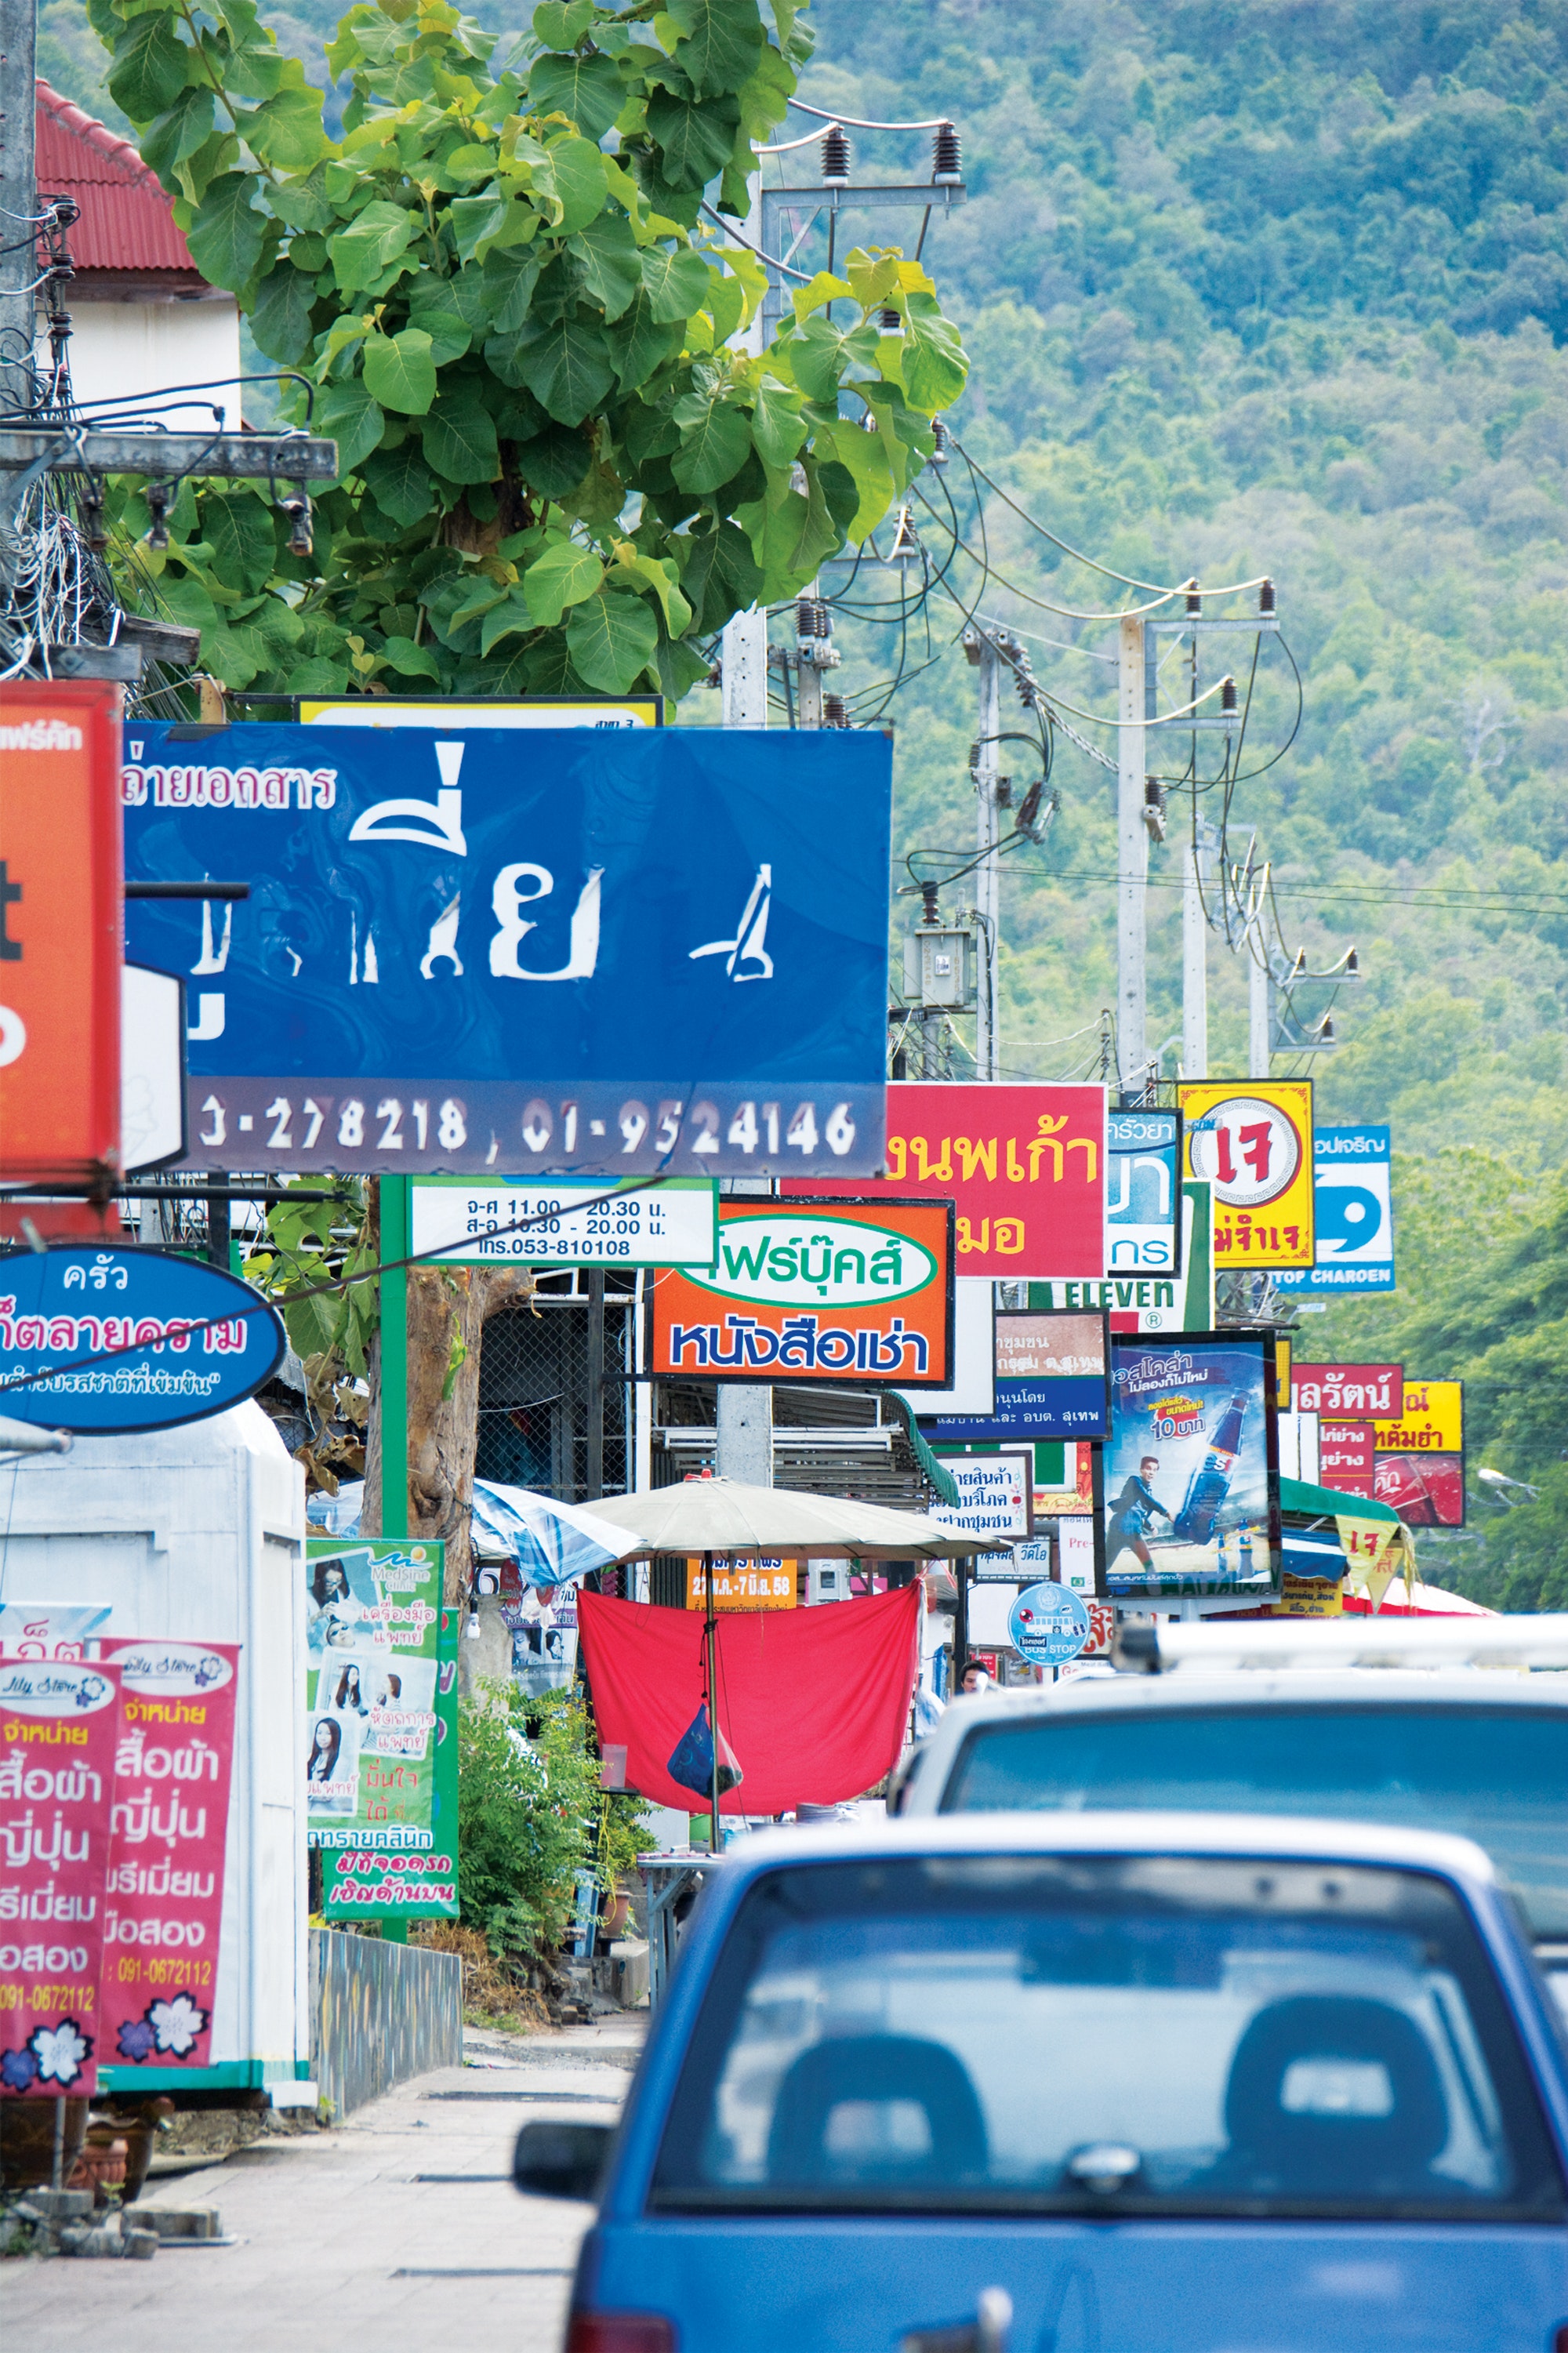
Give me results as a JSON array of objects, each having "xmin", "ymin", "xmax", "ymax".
[
  {"xmin": 651, "ymin": 1854, "xmax": 1563, "ymax": 2220},
  {"xmin": 939, "ymin": 1706, "xmax": 1568, "ymax": 1936}
]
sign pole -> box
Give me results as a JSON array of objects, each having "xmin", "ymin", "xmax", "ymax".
[
  {"xmin": 705, "ymin": 1550, "xmax": 721, "ymax": 1857},
  {"xmin": 379, "ymin": 1175, "xmax": 410, "ymax": 1541}
]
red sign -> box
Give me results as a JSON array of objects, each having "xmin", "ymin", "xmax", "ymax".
[
  {"xmin": 1374, "ymin": 1453, "xmax": 1466, "ymax": 1529},
  {"xmin": 101, "ymin": 1641, "xmax": 239, "ymax": 2075},
  {"xmin": 0, "ymin": 680, "xmax": 122, "ymax": 1182},
  {"xmin": 1318, "ymin": 1419, "xmax": 1377, "ymax": 1498},
  {"xmin": 1293, "ymin": 1363, "xmax": 1403, "ymax": 1419},
  {"xmin": 0, "ymin": 1658, "xmax": 122, "ymax": 2099},
  {"xmin": 789, "ymin": 1082, "xmax": 1107, "ymax": 1277}
]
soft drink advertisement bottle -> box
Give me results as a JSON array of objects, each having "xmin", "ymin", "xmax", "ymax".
[{"xmin": 1174, "ymin": 1387, "xmax": 1249, "ymax": 1543}]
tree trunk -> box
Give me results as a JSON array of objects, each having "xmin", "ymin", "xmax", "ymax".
[{"xmin": 364, "ymin": 1264, "xmax": 535, "ymax": 1602}]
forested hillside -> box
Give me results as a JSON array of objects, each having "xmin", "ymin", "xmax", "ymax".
[{"xmin": 44, "ymin": 0, "xmax": 1568, "ymax": 1596}]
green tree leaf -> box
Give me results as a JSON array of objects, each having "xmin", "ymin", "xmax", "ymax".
[
  {"xmin": 547, "ymin": 136, "xmax": 612, "ymax": 234},
  {"xmin": 250, "ymin": 263, "xmax": 317, "ymax": 365},
  {"xmin": 748, "ymin": 375, "xmax": 806, "ymax": 470},
  {"xmin": 314, "ymin": 379, "xmax": 387, "ymax": 474},
  {"xmin": 362, "ymin": 328, "xmax": 437, "ymax": 416},
  {"xmin": 238, "ymin": 85, "xmax": 330, "ymax": 172},
  {"xmin": 331, "ymin": 199, "xmax": 418, "ymax": 296},
  {"xmin": 670, "ymin": 393, "xmax": 750, "ymax": 492},
  {"xmin": 495, "ymin": 314, "xmax": 614, "ymax": 423},
  {"xmin": 379, "ymin": 635, "xmax": 441, "ymax": 678},
  {"xmin": 532, "ymin": 0, "xmax": 594, "ymax": 46},
  {"xmin": 360, "ymin": 445, "xmax": 436, "ymax": 528},
  {"xmin": 638, "ymin": 244, "xmax": 711, "ymax": 322},
  {"xmin": 185, "ymin": 172, "xmax": 267, "ymax": 292},
  {"xmin": 528, "ymin": 50, "xmax": 624, "ymax": 142},
  {"xmin": 901, "ymin": 293, "xmax": 969, "ymax": 413},
  {"xmin": 510, "ymin": 419, "xmax": 593, "ymax": 498},
  {"xmin": 421, "ymin": 385, "xmax": 499, "ymax": 484},
  {"xmin": 645, "ymin": 91, "xmax": 741, "ymax": 191},
  {"xmin": 569, "ymin": 213, "xmax": 641, "ymax": 321},
  {"xmin": 108, "ymin": 12, "xmax": 191, "ymax": 125},
  {"xmin": 523, "ymin": 536, "xmax": 604, "ymax": 626},
  {"xmin": 681, "ymin": 517, "xmax": 762, "ymax": 630},
  {"xmin": 480, "ymin": 591, "xmax": 536, "ymax": 656},
  {"xmin": 565, "ymin": 588, "xmax": 659, "ymax": 692},
  {"xmin": 666, "ymin": 0, "xmax": 763, "ymax": 98},
  {"xmin": 202, "ymin": 490, "xmax": 278, "ymax": 596},
  {"xmin": 140, "ymin": 85, "xmax": 215, "ymax": 180}
]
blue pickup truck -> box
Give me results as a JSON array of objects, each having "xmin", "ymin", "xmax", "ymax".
[{"xmin": 517, "ymin": 1814, "xmax": 1568, "ymax": 2353}]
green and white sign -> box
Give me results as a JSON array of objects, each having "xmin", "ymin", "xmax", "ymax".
[
  {"xmin": 411, "ymin": 1175, "xmax": 717, "ymax": 1267},
  {"xmin": 306, "ymin": 1537, "xmax": 445, "ymax": 1854}
]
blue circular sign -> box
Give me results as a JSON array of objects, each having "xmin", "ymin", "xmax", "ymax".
[
  {"xmin": 1008, "ymin": 1579, "xmax": 1091, "ymax": 1665},
  {"xmin": 0, "ymin": 1245, "xmax": 285, "ymax": 1433}
]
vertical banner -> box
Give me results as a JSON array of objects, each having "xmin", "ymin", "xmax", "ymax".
[
  {"xmin": 1105, "ymin": 1334, "xmax": 1279, "ymax": 1600},
  {"xmin": 101, "ymin": 1641, "xmax": 240, "ymax": 2075},
  {"xmin": 305, "ymin": 1538, "xmax": 445, "ymax": 1853},
  {"xmin": 1178, "ymin": 1082, "xmax": 1315, "ymax": 1269},
  {"xmin": 322, "ymin": 1605, "xmax": 459, "ymax": 1921},
  {"xmin": 0, "ymin": 1659, "xmax": 122, "ymax": 2099},
  {"xmin": 1106, "ymin": 1108, "xmax": 1183, "ymax": 1273}
]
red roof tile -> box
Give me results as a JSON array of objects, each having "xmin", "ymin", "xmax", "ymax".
[{"xmin": 34, "ymin": 78, "xmax": 205, "ymax": 280}]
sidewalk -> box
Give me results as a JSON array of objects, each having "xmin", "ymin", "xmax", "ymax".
[{"xmin": 0, "ymin": 2021, "xmax": 643, "ymax": 2351}]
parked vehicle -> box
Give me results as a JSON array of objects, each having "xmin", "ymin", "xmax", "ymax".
[
  {"xmin": 517, "ymin": 1814, "xmax": 1568, "ymax": 2353},
  {"xmin": 895, "ymin": 1618, "xmax": 1568, "ymax": 2002}
]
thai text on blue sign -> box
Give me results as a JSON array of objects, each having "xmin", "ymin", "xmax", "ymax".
[
  {"xmin": 1272, "ymin": 1125, "xmax": 1394, "ymax": 1295},
  {"xmin": 0, "ymin": 1247, "xmax": 282, "ymax": 1432},
  {"xmin": 122, "ymin": 722, "xmax": 892, "ymax": 1176},
  {"xmin": 1106, "ymin": 1109, "xmax": 1181, "ymax": 1273},
  {"xmin": 921, "ymin": 1309, "xmax": 1109, "ymax": 1444}
]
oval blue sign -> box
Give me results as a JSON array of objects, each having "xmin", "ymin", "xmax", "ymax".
[
  {"xmin": 1007, "ymin": 1579, "xmax": 1091, "ymax": 1666},
  {"xmin": 0, "ymin": 1246, "xmax": 285, "ymax": 1434}
]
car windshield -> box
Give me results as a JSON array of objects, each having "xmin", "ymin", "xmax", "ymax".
[
  {"xmin": 651, "ymin": 1854, "xmax": 1563, "ymax": 2219},
  {"xmin": 940, "ymin": 1705, "xmax": 1568, "ymax": 1936}
]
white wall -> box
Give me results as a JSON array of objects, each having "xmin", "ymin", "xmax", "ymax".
[{"xmin": 47, "ymin": 297, "xmax": 243, "ymax": 423}]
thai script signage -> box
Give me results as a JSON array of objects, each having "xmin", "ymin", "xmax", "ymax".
[
  {"xmin": 122, "ymin": 720, "xmax": 892, "ymax": 1176},
  {"xmin": 1178, "ymin": 1082, "xmax": 1315, "ymax": 1269},
  {"xmin": 100, "ymin": 1642, "xmax": 239, "ymax": 2076},
  {"xmin": 1009, "ymin": 1581, "xmax": 1091, "ymax": 1666},
  {"xmin": 1294, "ymin": 1362, "xmax": 1403, "ymax": 1420},
  {"xmin": 0, "ymin": 680, "xmax": 122, "ymax": 1186},
  {"xmin": 321, "ymin": 1607, "xmax": 459, "ymax": 1922},
  {"xmin": 0, "ymin": 1245, "xmax": 284, "ymax": 1434},
  {"xmin": 1106, "ymin": 1109, "xmax": 1182, "ymax": 1273},
  {"xmin": 787, "ymin": 1082, "xmax": 1106, "ymax": 1276},
  {"xmin": 0, "ymin": 1659, "xmax": 122, "ymax": 2100},
  {"xmin": 930, "ymin": 1450, "xmax": 1034, "ymax": 1543},
  {"xmin": 1273, "ymin": 1124, "xmax": 1395, "ymax": 1296},
  {"xmin": 1318, "ymin": 1421, "xmax": 1377, "ymax": 1500},
  {"xmin": 923, "ymin": 1311, "xmax": 1110, "ymax": 1445},
  {"xmin": 683, "ymin": 1559, "xmax": 798, "ymax": 1611},
  {"xmin": 306, "ymin": 1539, "xmax": 445, "ymax": 1851},
  {"xmin": 410, "ymin": 1175, "xmax": 717, "ymax": 1269},
  {"xmin": 1105, "ymin": 1334, "xmax": 1279, "ymax": 1600},
  {"xmin": 1372, "ymin": 1381, "xmax": 1465, "ymax": 1528},
  {"xmin": 648, "ymin": 1199, "xmax": 953, "ymax": 1385}
]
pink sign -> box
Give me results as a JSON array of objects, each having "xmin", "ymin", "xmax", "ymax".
[
  {"xmin": 1293, "ymin": 1362, "xmax": 1403, "ymax": 1419},
  {"xmin": 1319, "ymin": 1420, "xmax": 1377, "ymax": 1500},
  {"xmin": 101, "ymin": 1641, "xmax": 239, "ymax": 2075},
  {"xmin": 0, "ymin": 1658, "xmax": 122, "ymax": 2100}
]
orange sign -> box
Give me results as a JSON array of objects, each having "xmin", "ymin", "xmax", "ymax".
[
  {"xmin": 684, "ymin": 1557, "xmax": 798, "ymax": 1610},
  {"xmin": 0, "ymin": 681, "xmax": 122, "ymax": 1181},
  {"xmin": 648, "ymin": 1197, "xmax": 953, "ymax": 1385}
]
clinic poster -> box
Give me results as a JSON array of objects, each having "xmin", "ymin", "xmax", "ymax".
[
  {"xmin": 322, "ymin": 1606, "xmax": 459, "ymax": 1919},
  {"xmin": 1105, "ymin": 1334, "xmax": 1279, "ymax": 1599},
  {"xmin": 305, "ymin": 1537, "xmax": 444, "ymax": 1851}
]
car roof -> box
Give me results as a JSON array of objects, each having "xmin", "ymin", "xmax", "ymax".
[
  {"xmin": 941, "ymin": 1669, "xmax": 1568, "ymax": 1720},
  {"xmin": 718, "ymin": 1807, "xmax": 1501, "ymax": 1896}
]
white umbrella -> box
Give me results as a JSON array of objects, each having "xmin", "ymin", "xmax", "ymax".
[{"xmin": 585, "ymin": 1476, "xmax": 1010, "ymax": 1560}]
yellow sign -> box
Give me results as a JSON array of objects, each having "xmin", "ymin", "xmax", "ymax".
[
  {"xmin": 1274, "ymin": 1576, "xmax": 1343, "ymax": 1617},
  {"xmin": 1178, "ymin": 1082, "xmax": 1315, "ymax": 1269},
  {"xmin": 1373, "ymin": 1381, "xmax": 1464, "ymax": 1454},
  {"xmin": 1274, "ymin": 1335, "xmax": 1291, "ymax": 1407},
  {"xmin": 684, "ymin": 1556, "xmax": 798, "ymax": 1611}
]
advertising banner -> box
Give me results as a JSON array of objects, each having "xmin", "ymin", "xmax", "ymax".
[
  {"xmin": 1104, "ymin": 1334, "xmax": 1279, "ymax": 1600},
  {"xmin": 1272, "ymin": 1124, "xmax": 1395, "ymax": 1296},
  {"xmin": 0, "ymin": 679, "xmax": 122, "ymax": 1186},
  {"xmin": 322, "ymin": 1607, "xmax": 459, "ymax": 1923},
  {"xmin": 122, "ymin": 721, "xmax": 892, "ymax": 1177},
  {"xmin": 787, "ymin": 1081, "xmax": 1107, "ymax": 1277},
  {"xmin": 1178, "ymin": 1083, "xmax": 1315, "ymax": 1269},
  {"xmin": 1294, "ymin": 1362, "xmax": 1403, "ymax": 1419},
  {"xmin": 922, "ymin": 1309, "xmax": 1109, "ymax": 1445},
  {"xmin": 410, "ymin": 1176, "xmax": 717, "ymax": 1269},
  {"xmin": 0, "ymin": 1244, "xmax": 285, "ymax": 1434},
  {"xmin": 1319, "ymin": 1420, "xmax": 1377, "ymax": 1499},
  {"xmin": 1036, "ymin": 1178, "xmax": 1214, "ymax": 1334},
  {"xmin": 684, "ymin": 1559, "xmax": 797, "ymax": 1611},
  {"xmin": 100, "ymin": 1640, "xmax": 238, "ymax": 2076},
  {"xmin": 0, "ymin": 1658, "xmax": 121, "ymax": 2099},
  {"xmin": 305, "ymin": 1538, "xmax": 445, "ymax": 1851},
  {"xmin": 0, "ymin": 1603, "xmax": 111, "ymax": 1661},
  {"xmin": 649, "ymin": 1198, "xmax": 953, "ymax": 1386},
  {"xmin": 1373, "ymin": 1380, "xmax": 1465, "ymax": 1527},
  {"xmin": 1106, "ymin": 1109, "xmax": 1182, "ymax": 1274},
  {"xmin": 929, "ymin": 1450, "xmax": 1035, "ymax": 1544}
]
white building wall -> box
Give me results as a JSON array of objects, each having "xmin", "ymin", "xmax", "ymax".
[{"xmin": 45, "ymin": 297, "xmax": 243, "ymax": 421}]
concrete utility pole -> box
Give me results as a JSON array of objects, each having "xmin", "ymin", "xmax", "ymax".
[
  {"xmin": 1248, "ymin": 924, "xmax": 1273, "ymax": 1080},
  {"xmin": 0, "ymin": 0, "xmax": 36, "ymax": 420},
  {"xmin": 972, "ymin": 632, "xmax": 1001, "ymax": 1081},
  {"xmin": 1182, "ymin": 815, "xmax": 1217, "ymax": 1080},
  {"xmin": 1116, "ymin": 615, "xmax": 1147, "ymax": 1093}
]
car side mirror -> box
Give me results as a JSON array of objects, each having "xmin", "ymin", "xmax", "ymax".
[{"xmin": 513, "ymin": 2119, "xmax": 612, "ymax": 2202}]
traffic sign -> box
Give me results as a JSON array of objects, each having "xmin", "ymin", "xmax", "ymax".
[
  {"xmin": 1007, "ymin": 1579, "xmax": 1091, "ymax": 1666},
  {"xmin": 409, "ymin": 1176, "xmax": 717, "ymax": 1268}
]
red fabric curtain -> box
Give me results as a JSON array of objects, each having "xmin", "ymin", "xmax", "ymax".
[{"xmin": 577, "ymin": 1583, "xmax": 921, "ymax": 1815}]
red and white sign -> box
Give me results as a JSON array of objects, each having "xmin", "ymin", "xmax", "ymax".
[
  {"xmin": 101, "ymin": 1641, "xmax": 239, "ymax": 2075},
  {"xmin": 789, "ymin": 1083, "xmax": 1107, "ymax": 1277},
  {"xmin": 1294, "ymin": 1362, "xmax": 1403, "ymax": 1420},
  {"xmin": 1318, "ymin": 1420, "xmax": 1377, "ymax": 1499},
  {"xmin": 0, "ymin": 1658, "xmax": 122, "ymax": 2099},
  {"xmin": 0, "ymin": 680, "xmax": 122, "ymax": 1182}
]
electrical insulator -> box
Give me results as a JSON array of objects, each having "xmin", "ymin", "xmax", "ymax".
[
  {"xmin": 878, "ymin": 304, "xmax": 904, "ymax": 336},
  {"xmin": 1185, "ymin": 579, "xmax": 1201, "ymax": 615},
  {"xmin": 930, "ymin": 416, "xmax": 950, "ymax": 467},
  {"xmin": 920, "ymin": 883, "xmax": 941, "ymax": 924},
  {"xmin": 821, "ymin": 124, "xmax": 850, "ymax": 184},
  {"xmin": 823, "ymin": 693, "xmax": 848, "ymax": 727},
  {"xmin": 145, "ymin": 481, "xmax": 171, "ymax": 550},
  {"xmin": 1260, "ymin": 576, "xmax": 1276, "ymax": 614},
  {"xmin": 1221, "ymin": 675, "xmax": 1238, "ymax": 714},
  {"xmin": 932, "ymin": 120, "xmax": 961, "ymax": 183},
  {"xmin": 889, "ymin": 506, "xmax": 920, "ymax": 561}
]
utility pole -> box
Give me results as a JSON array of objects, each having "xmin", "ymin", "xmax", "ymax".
[
  {"xmin": 1182, "ymin": 815, "xmax": 1216, "ymax": 1080},
  {"xmin": 0, "ymin": 0, "xmax": 36, "ymax": 420},
  {"xmin": 1117, "ymin": 615, "xmax": 1147, "ymax": 1094},
  {"xmin": 971, "ymin": 632, "xmax": 1001, "ymax": 1080},
  {"xmin": 1248, "ymin": 921, "xmax": 1273, "ymax": 1080}
]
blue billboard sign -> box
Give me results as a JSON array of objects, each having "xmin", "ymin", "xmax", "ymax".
[
  {"xmin": 1007, "ymin": 1580, "xmax": 1091, "ymax": 1665},
  {"xmin": 1105, "ymin": 1108, "xmax": 1181, "ymax": 1273},
  {"xmin": 122, "ymin": 722, "xmax": 892, "ymax": 1176},
  {"xmin": 0, "ymin": 1246, "xmax": 284, "ymax": 1432},
  {"xmin": 1272, "ymin": 1125, "xmax": 1394, "ymax": 1296}
]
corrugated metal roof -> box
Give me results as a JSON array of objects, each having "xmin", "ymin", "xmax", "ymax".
[{"xmin": 34, "ymin": 78, "xmax": 205, "ymax": 280}]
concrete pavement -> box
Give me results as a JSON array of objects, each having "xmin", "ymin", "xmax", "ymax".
[{"xmin": 1, "ymin": 2021, "xmax": 643, "ymax": 2351}]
